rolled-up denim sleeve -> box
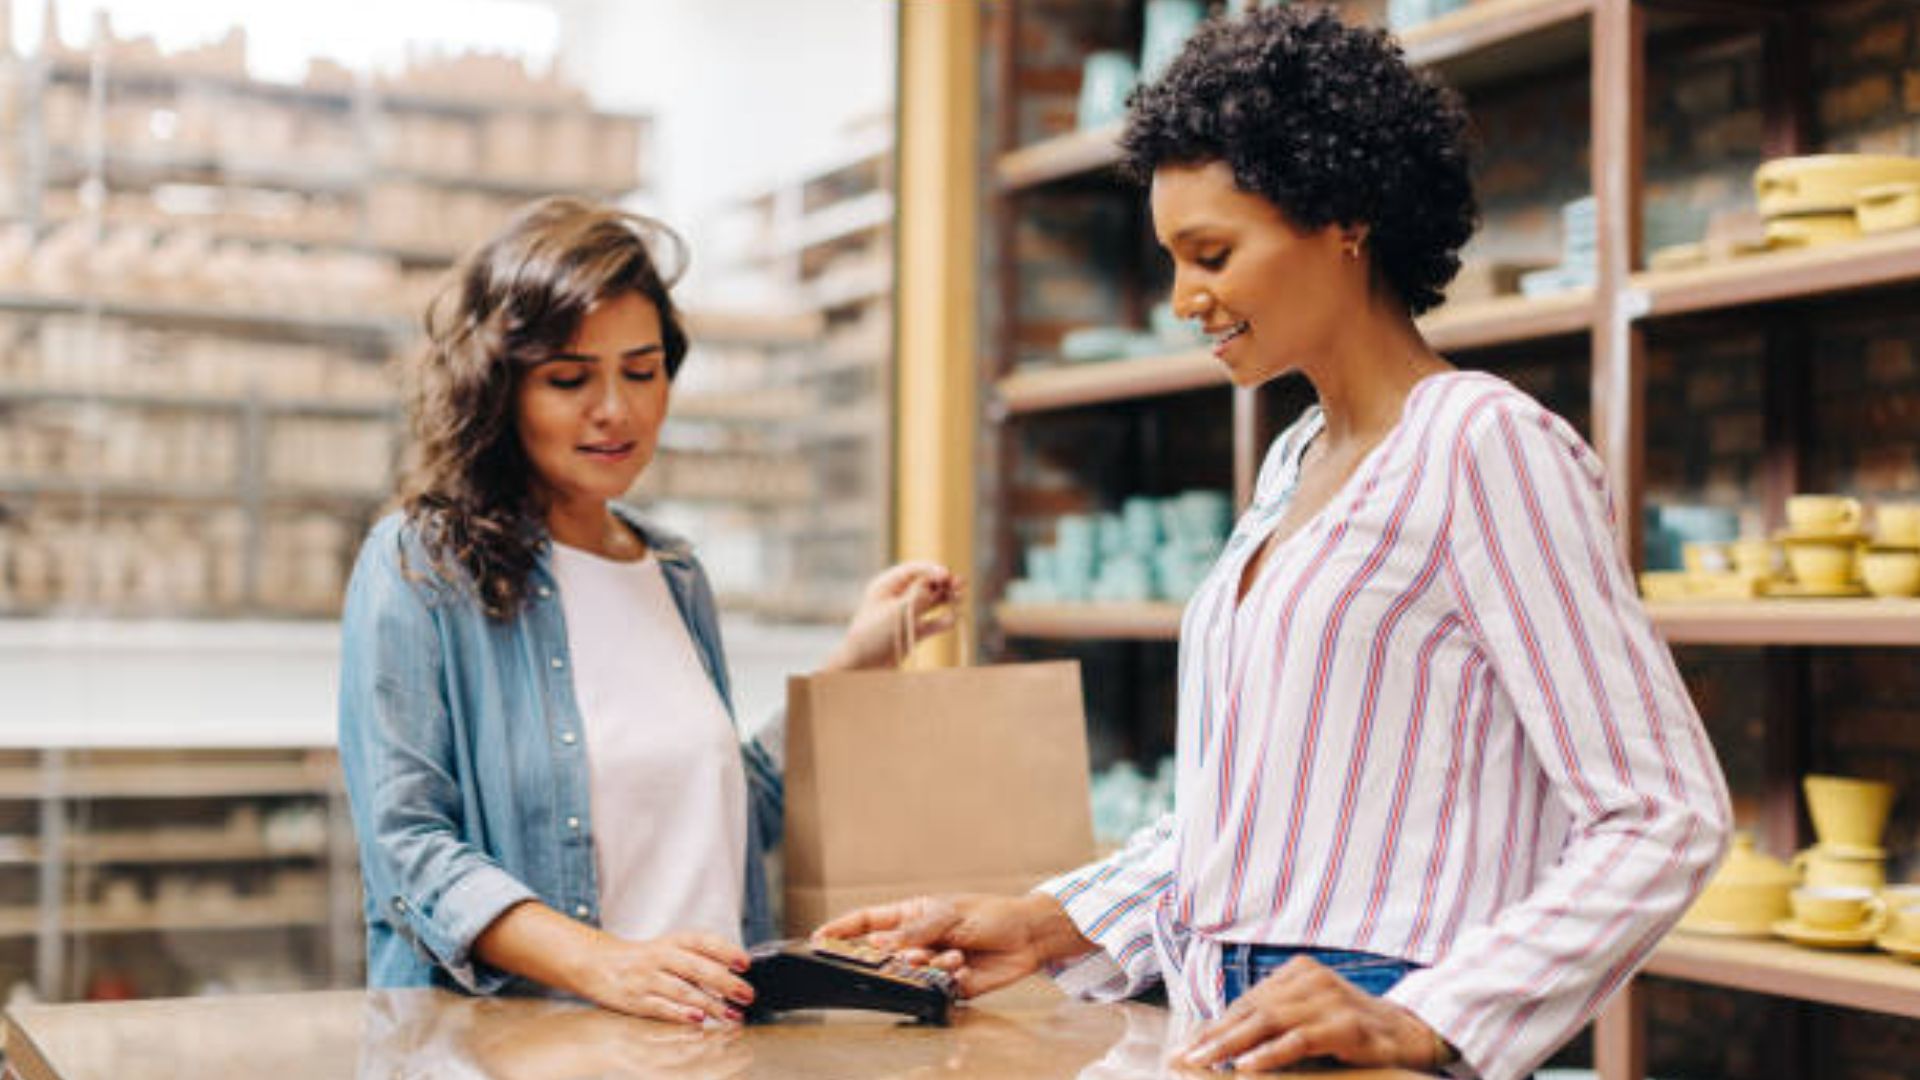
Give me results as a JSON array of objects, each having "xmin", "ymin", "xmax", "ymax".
[{"xmin": 338, "ymin": 526, "xmax": 536, "ymax": 994}]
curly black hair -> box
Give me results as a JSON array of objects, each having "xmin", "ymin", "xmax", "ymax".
[{"xmin": 1121, "ymin": 5, "xmax": 1477, "ymax": 316}]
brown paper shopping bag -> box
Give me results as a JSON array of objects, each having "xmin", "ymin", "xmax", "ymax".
[{"xmin": 782, "ymin": 650, "xmax": 1095, "ymax": 935}]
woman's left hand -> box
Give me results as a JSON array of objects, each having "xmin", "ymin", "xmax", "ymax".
[
  {"xmin": 1178, "ymin": 955, "xmax": 1449, "ymax": 1073},
  {"xmin": 820, "ymin": 561, "xmax": 965, "ymax": 672}
]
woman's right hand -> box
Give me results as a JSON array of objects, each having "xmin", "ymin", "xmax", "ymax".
[
  {"xmin": 813, "ymin": 893, "xmax": 1092, "ymax": 998},
  {"xmin": 572, "ymin": 931, "xmax": 756, "ymax": 1025}
]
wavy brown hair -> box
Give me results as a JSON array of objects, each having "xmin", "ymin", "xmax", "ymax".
[{"xmin": 398, "ymin": 196, "xmax": 690, "ymax": 619}]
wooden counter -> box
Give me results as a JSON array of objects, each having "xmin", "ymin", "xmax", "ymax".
[{"xmin": 2, "ymin": 980, "xmax": 1431, "ymax": 1079}]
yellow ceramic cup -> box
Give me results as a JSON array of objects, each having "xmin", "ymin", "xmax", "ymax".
[
  {"xmin": 1804, "ymin": 774, "xmax": 1896, "ymax": 852},
  {"xmin": 1790, "ymin": 886, "xmax": 1887, "ymax": 933},
  {"xmin": 1877, "ymin": 502, "xmax": 1920, "ymax": 547},
  {"xmin": 1792, "ymin": 846, "xmax": 1887, "ymax": 890},
  {"xmin": 1787, "ymin": 494, "xmax": 1862, "ymax": 534},
  {"xmin": 1730, "ymin": 538, "xmax": 1782, "ymax": 579},
  {"xmin": 1862, "ymin": 549, "xmax": 1920, "ymax": 598},
  {"xmin": 1783, "ymin": 539, "xmax": 1857, "ymax": 589},
  {"xmin": 1890, "ymin": 903, "xmax": 1920, "ymax": 944}
]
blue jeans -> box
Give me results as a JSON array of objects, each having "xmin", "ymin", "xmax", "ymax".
[{"xmin": 1221, "ymin": 944, "xmax": 1420, "ymax": 1003}]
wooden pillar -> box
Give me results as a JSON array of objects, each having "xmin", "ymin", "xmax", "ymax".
[
  {"xmin": 1590, "ymin": 0, "xmax": 1646, "ymax": 568},
  {"xmin": 895, "ymin": 1, "xmax": 981, "ymax": 667},
  {"xmin": 1595, "ymin": 975, "xmax": 1647, "ymax": 1080}
]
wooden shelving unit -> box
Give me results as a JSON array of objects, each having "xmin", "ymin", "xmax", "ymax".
[
  {"xmin": 996, "ymin": 349, "xmax": 1224, "ymax": 415},
  {"xmin": 1420, "ymin": 290, "xmax": 1596, "ymax": 352},
  {"xmin": 994, "ymin": 602, "xmax": 1184, "ymax": 641},
  {"xmin": 994, "ymin": 121, "xmax": 1124, "ymax": 191},
  {"xmin": 1631, "ymin": 229, "xmax": 1920, "ymax": 320},
  {"xmin": 1647, "ymin": 936, "xmax": 1920, "ymax": 1021},
  {"xmin": 976, "ymin": 2, "xmax": 1920, "ymax": 1077},
  {"xmin": 1650, "ymin": 600, "xmax": 1920, "ymax": 647}
]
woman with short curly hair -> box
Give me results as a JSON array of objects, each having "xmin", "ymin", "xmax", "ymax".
[
  {"xmin": 339, "ymin": 196, "xmax": 961, "ymax": 1023},
  {"xmin": 823, "ymin": 9, "xmax": 1728, "ymax": 1078}
]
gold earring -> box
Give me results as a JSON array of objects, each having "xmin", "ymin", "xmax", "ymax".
[{"xmin": 1344, "ymin": 239, "xmax": 1363, "ymax": 260}]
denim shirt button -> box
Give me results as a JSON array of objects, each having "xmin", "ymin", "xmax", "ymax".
[
  {"xmin": 567, "ymin": 816, "xmax": 580, "ymax": 830},
  {"xmin": 550, "ymin": 656, "xmax": 565, "ymax": 670},
  {"xmin": 561, "ymin": 731, "xmax": 577, "ymax": 745},
  {"xmin": 538, "ymin": 585, "xmax": 553, "ymax": 598},
  {"xmin": 574, "ymin": 904, "xmax": 590, "ymax": 919}
]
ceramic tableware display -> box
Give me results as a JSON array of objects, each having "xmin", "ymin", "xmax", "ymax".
[
  {"xmin": 1774, "ymin": 885, "xmax": 1889, "ymax": 949},
  {"xmin": 1792, "ymin": 845, "xmax": 1887, "ymax": 891},
  {"xmin": 1755, "ymin": 154, "xmax": 1920, "ymax": 252},
  {"xmin": 1006, "ymin": 490, "xmax": 1231, "ymax": 605},
  {"xmin": 1139, "ymin": 0, "xmax": 1206, "ymax": 82},
  {"xmin": 1856, "ymin": 181, "xmax": 1920, "ymax": 234},
  {"xmin": 1770, "ymin": 494, "xmax": 1868, "ymax": 597},
  {"xmin": 1804, "ymin": 774, "xmax": 1896, "ymax": 856},
  {"xmin": 1861, "ymin": 547, "xmax": 1920, "ymax": 598},
  {"xmin": 1876, "ymin": 502, "xmax": 1920, "ymax": 548},
  {"xmin": 1077, "ymin": 51, "xmax": 1137, "ymax": 130},
  {"xmin": 1878, "ymin": 901, "xmax": 1920, "ymax": 963},
  {"xmin": 1676, "ymin": 833, "xmax": 1795, "ymax": 937}
]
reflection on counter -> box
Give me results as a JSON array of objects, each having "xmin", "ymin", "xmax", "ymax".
[{"xmin": 2, "ymin": 981, "xmax": 1442, "ymax": 1080}]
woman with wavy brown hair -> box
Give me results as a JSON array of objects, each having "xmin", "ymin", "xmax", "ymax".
[{"xmin": 337, "ymin": 196, "xmax": 959, "ymax": 1023}]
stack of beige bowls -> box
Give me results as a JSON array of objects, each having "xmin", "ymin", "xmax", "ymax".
[
  {"xmin": 1754, "ymin": 154, "xmax": 1920, "ymax": 250},
  {"xmin": 1775, "ymin": 495, "xmax": 1868, "ymax": 597},
  {"xmin": 1863, "ymin": 502, "xmax": 1920, "ymax": 599}
]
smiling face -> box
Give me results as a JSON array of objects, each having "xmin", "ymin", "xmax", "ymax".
[
  {"xmin": 1151, "ymin": 160, "xmax": 1361, "ymax": 389},
  {"xmin": 515, "ymin": 289, "xmax": 669, "ymax": 511}
]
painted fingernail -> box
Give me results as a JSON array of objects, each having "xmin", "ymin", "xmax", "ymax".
[
  {"xmin": 686, "ymin": 1009, "xmax": 706, "ymax": 1023},
  {"xmin": 724, "ymin": 1007, "xmax": 742, "ymax": 1022}
]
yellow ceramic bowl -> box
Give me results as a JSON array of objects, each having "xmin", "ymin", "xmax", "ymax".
[
  {"xmin": 1862, "ymin": 549, "xmax": 1920, "ymax": 598},
  {"xmin": 1766, "ymin": 212, "xmax": 1863, "ymax": 250},
  {"xmin": 1756, "ymin": 154, "xmax": 1920, "ymax": 217},
  {"xmin": 1783, "ymin": 538, "xmax": 1858, "ymax": 589},
  {"xmin": 1857, "ymin": 181, "xmax": 1920, "ymax": 234}
]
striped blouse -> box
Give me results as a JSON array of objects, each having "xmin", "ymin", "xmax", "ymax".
[{"xmin": 1039, "ymin": 371, "xmax": 1731, "ymax": 1080}]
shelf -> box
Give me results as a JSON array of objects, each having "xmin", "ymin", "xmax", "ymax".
[
  {"xmin": 377, "ymin": 167, "xmax": 632, "ymax": 200},
  {"xmin": 0, "ymin": 896, "xmax": 329, "ymax": 937},
  {"xmin": 0, "ymin": 291, "xmax": 411, "ymax": 341},
  {"xmin": 1399, "ymin": 0, "xmax": 1596, "ymax": 90},
  {"xmin": 997, "ymin": 349, "xmax": 1226, "ymax": 415},
  {"xmin": 995, "ymin": 602, "xmax": 1183, "ymax": 641},
  {"xmin": 1648, "ymin": 934, "xmax": 1920, "ymax": 1020},
  {"xmin": 0, "ymin": 479, "xmax": 237, "ymax": 503},
  {"xmin": 0, "ymin": 385, "xmax": 393, "ymax": 418},
  {"xmin": 43, "ymin": 58, "xmax": 357, "ymax": 109},
  {"xmin": 1418, "ymin": 289, "xmax": 1595, "ymax": 352},
  {"xmin": 0, "ymin": 762, "xmax": 334, "ymax": 800},
  {"xmin": 0, "ymin": 834, "xmax": 324, "ymax": 867},
  {"xmin": 683, "ymin": 308, "xmax": 826, "ymax": 345},
  {"xmin": 1650, "ymin": 599, "xmax": 1920, "ymax": 646},
  {"xmin": 1631, "ymin": 229, "xmax": 1920, "ymax": 321},
  {"xmin": 995, "ymin": 122, "xmax": 1125, "ymax": 192},
  {"xmin": 46, "ymin": 146, "xmax": 365, "ymax": 196},
  {"xmin": 375, "ymin": 87, "xmax": 642, "ymax": 121},
  {"xmin": 788, "ymin": 189, "xmax": 894, "ymax": 254}
]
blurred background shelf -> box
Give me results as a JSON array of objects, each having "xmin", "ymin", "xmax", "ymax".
[{"xmin": 995, "ymin": 602, "xmax": 1183, "ymax": 641}]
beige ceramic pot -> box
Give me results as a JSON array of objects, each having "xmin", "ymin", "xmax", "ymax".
[{"xmin": 1679, "ymin": 833, "xmax": 1794, "ymax": 936}]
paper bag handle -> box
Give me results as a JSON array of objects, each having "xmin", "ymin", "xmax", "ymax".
[{"xmin": 895, "ymin": 590, "xmax": 973, "ymax": 668}]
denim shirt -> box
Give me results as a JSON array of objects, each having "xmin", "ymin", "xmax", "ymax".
[{"xmin": 337, "ymin": 508, "xmax": 782, "ymax": 995}]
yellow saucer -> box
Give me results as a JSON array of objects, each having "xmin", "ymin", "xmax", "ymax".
[
  {"xmin": 1675, "ymin": 915, "xmax": 1775, "ymax": 939},
  {"xmin": 1774, "ymin": 529, "xmax": 1869, "ymax": 545},
  {"xmin": 1877, "ymin": 935, "xmax": 1920, "ymax": 963},
  {"xmin": 1773, "ymin": 918, "xmax": 1878, "ymax": 949},
  {"xmin": 1818, "ymin": 842, "xmax": 1889, "ymax": 860},
  {"xmin": 1762, "ymin": 581, "xmax": 1870, "ymax": 598}
]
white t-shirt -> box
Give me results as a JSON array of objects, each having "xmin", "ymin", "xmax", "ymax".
[{"xmin": 549, "ymin": 543, "xmax": 747, "ymax": 944}]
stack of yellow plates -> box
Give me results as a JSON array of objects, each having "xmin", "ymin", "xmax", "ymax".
[{"xmin": 1754, "ymin": 155, "xmax": 1920, "ymax": 250}]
